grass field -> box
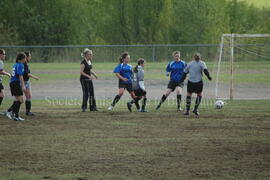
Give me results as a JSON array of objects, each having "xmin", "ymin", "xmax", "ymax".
[
  {"xmin": 0, "ymin": 99, "xmax": 270, "ymax": 180},
  {"xmin": 238, "ymin": 0, "xmax": 270, "ymax": 8}
]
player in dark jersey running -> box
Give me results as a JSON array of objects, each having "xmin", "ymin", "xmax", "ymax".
[
  {"xmin": 23, "ymin": 52, "xmax": 39, "ymax": 116},
  {"xmin": 156, "ymin": 51, "xmax": 186, "ymax": 111},
  {"xmin": 80, "ymin": 48, "xmax": 98, "ymax": 112},
  {"xmin": 108, "ymin": 52, "xmax": 136, "ymax": 111},
  {"xmin": 180, "ymin": 53, "xmax": 212, "ymax": 116},
  {"xmin": 127, "ymin": 58, "xmax": 147, "ymax": 112},
  {"xmin": 6, "ymin": 52, "xmax": 26, "ymax": 121},
  {"xmin": 0, "ymin": 49, "xmax": 11, "ymax": 114}
]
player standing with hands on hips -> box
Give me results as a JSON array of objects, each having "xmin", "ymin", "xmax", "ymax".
[
  {"xmin": 180, "ymin": 53, "xmax": 212, "ymax": 116},
  {"xmin": 156, "ymin": 51, "xmax": 186, "ymax": 111},
  {"xmin": 0, "ymin": 49, "xmax": 11, "ymax": 114}
]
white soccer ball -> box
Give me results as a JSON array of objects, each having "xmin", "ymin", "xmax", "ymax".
[{"xmin": 215, "ymin": 100, "xmax": 224, "ymax": 109}]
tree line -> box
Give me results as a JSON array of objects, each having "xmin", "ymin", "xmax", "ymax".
[{"xmin": 0, "ymin": 0, "xmax": 269, "ymax": 46}]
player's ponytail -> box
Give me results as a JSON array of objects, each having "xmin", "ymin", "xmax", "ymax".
[
  {"xmin": 134, "ymin": 58, "xmax": 145, "ymax": 73},
  {"xmin": 119, "ymin": 52, "xmax": 129, "ymax": 64}
]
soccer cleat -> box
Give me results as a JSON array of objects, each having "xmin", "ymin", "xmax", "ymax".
[
  {"xmin": 178, "ymin": 107, "xmax": 183, "ymax": 111},
  {"xmin": 26, "ymin": 112, "xmax": 35, "ymax": 116},
  {"xmin": 192, "ymin": 110, "xmax": 200, "ymax": 116},
  {"xmin": 127, "ymin": 102, "xmax": 132, "ymax": 112},
  {"xmin": 5, "ymin": 111, "xmax": 13, "ymax": 120},
  {"xmin": 90, "ymin": 108, "xmax": 98, "ymax": 112},
  {"xmin": 139, "ymin": 109, "xmax": 148, "ymax": 112},
  {"xmin": 156, "ymin": 104, "xmax": 161, "ymax": 110},
  {"xmin": 13, "ymin": 116, "xmax": 25, "ymax": 121},
  {"xmin": 0, "ymin": 112, "xmax": 7, "ymax": 116},
  {"xmin": 183, "ymin": 111, "xmax": 189, "ymax": 116},
  {"xmin": 107, "ymin": 105, "xmax": 113, "ymax": 111},
  {"xmin": 82, "ymin": 108, "xmax": 86, "ymax": 112}
]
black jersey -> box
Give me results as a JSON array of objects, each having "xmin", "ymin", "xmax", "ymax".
[
  {"xmin": 80, "ymin": 59, "xmax": 92, "ymax": 80},
  {"xmin": 23, "ymin": 62, "xmax": 30, "ymax": 81}
]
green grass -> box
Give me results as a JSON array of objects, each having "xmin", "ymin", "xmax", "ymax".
[
  {"xmin": 238, "ymin": 0, "xmax": 270, "ymax": 8},
  {"xmin": 0, "ymin": 100, "xmax": 270, "ymax": 180}
]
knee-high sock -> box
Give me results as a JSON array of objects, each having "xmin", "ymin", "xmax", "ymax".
[
  {"xmin": 134, "ymin": 98, "xmax": 140, "ymax": 110},
  {"xmin": 194, "ymin": 96, "xmax": 202, "ymax": 112},
  {"xmin": 159, "ymin": 95, "xmax": 167, "ymax": 105},
  {"xmin": 0, "ymin": 97, "xmax": 3, "ymax": 106},
  {"xmin": 186, "ymin": 96, "xmax": 191, "ymax": 112},
  {"xmin": 25, "ymin": 100, "xmax": 31, "ymax": 113},
  {"xmin": 142, "ymin": 97, "xmax": 147, "ymax": 110},
  {"xmin": 177, "ymin": 94, "xmax": 182, "ymax": 108},
  {"xmin": 112, "ymin": 95, "xmax": 121, "ymax": 106},
  {"xmin": 8, "ymin": 101, "xmax": 16, "ymax": 112},
  {"xmin": 13, "ymin": 101, "xmax": 22, "ymax": 117}
]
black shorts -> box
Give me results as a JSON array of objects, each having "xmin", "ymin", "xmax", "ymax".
[
  {"xmin": 0, "ymin": 83, "xmax": 3, "ymax": 92},
  {"xmin": 10, "ymin": 81, "xmax": 23, "ymax": 96},
  {"xmin": 167, "ymin": 81, "xmax": 184, "ymax": 91},
  {"xmin": 134, "ymin": 89, "xmax": 147, "ymax": 97},
  {"xmin": 187, "ymin": 80, "xmax": 203, "ymax": 94},
  {"xmin": 119, "ymin": 83, "xmax": 133, "ymax": 93}
]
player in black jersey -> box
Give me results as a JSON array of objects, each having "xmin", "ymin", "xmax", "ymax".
[
  {"xmin": 80, "ymin": 48, "xmax": 98, "ymax": 112},
  {"xmin": 23, "ymin": 52, "xmax": 39, "ymax": 116}
]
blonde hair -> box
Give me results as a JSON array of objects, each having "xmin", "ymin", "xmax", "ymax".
[
  {"xmin": 172, "ymin": 51, "xmax": 180, "ymax": 57},
  {"xmin": 81, "ymin": 48, "xmax": 92, "ymax": 58}
]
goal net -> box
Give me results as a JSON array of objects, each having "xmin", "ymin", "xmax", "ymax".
[{"xmin": 215, "ymin": 34, "xmax": 270, "ymax": 100}]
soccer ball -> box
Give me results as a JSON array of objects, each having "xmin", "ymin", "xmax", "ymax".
[{"xmin": 215, "ymin": 100, "xmax": 224, "ymax": 109}]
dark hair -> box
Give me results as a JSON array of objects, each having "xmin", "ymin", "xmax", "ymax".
[
  {"xmin": 134, "ymin": 58, "xmax": 145, "ymax": 73},
  {"xmin": 0, "ymin": 49, "xmax": 5, "ymax": 55},
  {"xmin": 194, "ymin": 52, "xmax": 201, "ymax": 60},
  {"xmin": 24, "ymin": 51, "xmax": 31, "ymax": 57},
  {"xmin": 119, "ymin": 52, "xmax": 129, "ymax": 64},
  {"xmin": 16, "ymin": 52, "xmax": 26, "ymax": 62}
]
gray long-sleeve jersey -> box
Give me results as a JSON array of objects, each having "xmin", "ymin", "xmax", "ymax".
[
  {"xmin": 184, "ymin": 60, "xmax": 207, "ymax": 83},
  {"xmin": 132, "ymin": 65, "xmax": 145, "ymax": 90}
]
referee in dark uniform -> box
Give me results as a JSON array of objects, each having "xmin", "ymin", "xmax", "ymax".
[
  {"xmin": 180, "ymin": 53, "xmax": 212, "ymax": 116},
  {"xmin": 80, "ymin": 48, "xmax": 98, "ymax": 112}
]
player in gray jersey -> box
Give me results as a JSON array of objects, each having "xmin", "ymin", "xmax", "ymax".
[
  {"xmin": 180, "ymin": 53, "xmax": 212, "ymax": 116},
  {"xmin": 0, "ymin": 49, "xmax": 11, "ymax": 113},
  {"xmin": 127, "ymin": 58, "xmax": 147, "ymax": 112}
]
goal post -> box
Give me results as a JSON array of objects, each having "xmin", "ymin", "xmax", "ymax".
[{"xmin": 215, "ymin": 33, "xmax": 270, "ymax": 100}]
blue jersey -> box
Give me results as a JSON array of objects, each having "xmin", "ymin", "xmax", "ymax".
[
  {"xmin": 113, "ymin": 63, "xmax": 133, "ymax": 84},
  {"xmin": 166, "ymin": 60, "xmax": 186, "ymax": 82},
  {"xmin": 10, "ymin": 62, "xmax": 24, "ymax": 83}
]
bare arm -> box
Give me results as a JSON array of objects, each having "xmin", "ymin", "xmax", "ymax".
[
  {"xmin": 28, "ymin": 73, "xmax": 39, "ymax": 80},
  {"xmin": 91, "ymin": 71, "xmax": 98, "ymax": 79},
  {"xmin": 0, "ymin": 70, "xmax": 11, "ymax": 77},
  {"xmin": 115, "ymin": 73, "xmax": 128, "ymax": 81},
  {"xmin": 19, "ymin": 75, "xmax": 26, "ymax": 92},
  {"xmin": 80, "ymin": 64, "xmax": 93, "ymax": 79}
]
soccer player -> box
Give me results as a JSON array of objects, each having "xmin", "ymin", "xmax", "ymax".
[
  {"xmin": 108, "ymin": 52, "xmax": 136, "ymax": 110},
  {"xmin": 0, "ymin": 49, "xmax": 11, "ymax": 113},
  {"xmin": 80, "ymin": 48, "xmax": 98, "ymax": 112},
  {"xmin": 156, "ymin": 51, "xmax": 186, "ymax": 111},
  {"xmin": 180, "ymin": 52, "xmax": 212, "ymax": 116},
  {"xmin": 23, "ymin": 52, "xmax": 39, "ymax": 116},
  {"xmin": 6, "ymin": 52, "xmax": 26, "ymax": 121},
  {"xmin": 127, "ymin": 58, "xmax": 147, "ymax": 112}
]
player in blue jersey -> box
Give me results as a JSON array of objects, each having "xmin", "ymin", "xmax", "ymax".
[
  {"xmin": 5, "ymin": 52, "xmax": 26, "ymax": 121},
  {"xmin": 0, "ymin": 49, "xmax": 11, "ymax": 114},
  {"xmin": 180, "ymin": 53, "xmax": 212, "ymax": 116},
  {"xmin": 156, "ymin": 51, "xmax": 186, "ymax": 111},
  {"xmin": 108, "ymin": 52, "xmax": 136, "ymax": 110}
]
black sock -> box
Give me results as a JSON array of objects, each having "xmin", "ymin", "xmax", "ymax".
[
  {"xmin": 8, "ymin": 101, "xmax": 16, "ymax": 112},
  {"xmin": 142, "ymin": 98, "xmax": 147, "ymax": 110},
  {"xmin": 194, "ymin": 96, "xmax": 202, "ymax": 112},
  {"xmin": 0, "ymin": 97, "xmax": 3, "ymax": 106},
  {"xmin": 25, "ymin": 100, "xmax": 31, "ymax": 113},
  {"xmin": 186, "ymin": 96, "xmax": 191, "ymax": 112},
  {"xmin": 134, "ymin": 98, "xmax": 140, "ymax": 110},
  {"xmin": 112, "ymin": 95, "xmax": 121, "ymax": 106},
  {"xmin": 13, "ymin": 101, "xmax": 22, "ymax": 117},
  {"xmin": 177, "ymin": 94, "xmax": 182, "ymax": 108},
  {"xmin": 159, "ymin": 95, "xmax": 167, "ymax": 105}
]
